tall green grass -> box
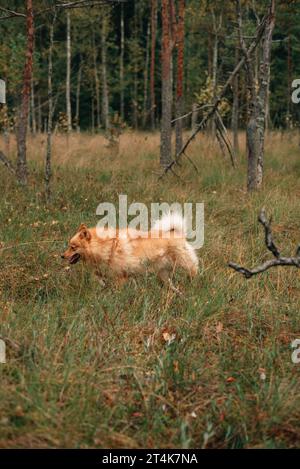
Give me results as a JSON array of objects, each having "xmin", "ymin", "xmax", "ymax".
[{"xmin": 1, "ymin": 131, "xmax": 300, "ymax": 448}]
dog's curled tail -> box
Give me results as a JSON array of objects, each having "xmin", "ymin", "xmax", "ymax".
[{"xmin": 152, "ymin": 212, "xmax": 187, "ymax": 236}]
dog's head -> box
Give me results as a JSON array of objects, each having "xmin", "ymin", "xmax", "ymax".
[{"xmin": 61, "ymin": 224, "xmax": 91, "ymax": 265}]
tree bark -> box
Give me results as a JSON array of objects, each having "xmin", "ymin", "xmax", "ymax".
[
  {"xmin": 142, "ymin": 20, "xmax": 151, "ymax": 129},
  {"xmin": 30, "ymin": 75, "xmax": 36, "ymax": 135},
  {"xmin": 150, "ymin": 0, "xmax": 157, "ymax": 131},
  {"xmin": 75, "ymin": 58, "xmax": 82, "ymax": 133},
  {"xmin": 237, "ymin": 0, "xmax": 275, "ymax": 191},
  {"xmin": 120, "ymin": 3, "xmax": 125, "ymax": 120},
  {"xmin": 160, "ymin": 0, "xmax": 173, "ymax": 168},
  {"xmin": 16, "ymin": 0, "xmax": 34, "ymax": 185},
  {"xmin": 132, "ymin": 1, "xmax": 138, "ymax": 130},
  {"xmin": 209, "ymin": 8, "xmax": 222, "ymax": 137},
  {"xmin": 256, "ymin": 0, "xmax": 275, "ymax": 188},
  {"xmin": 37, "ymin": 93, "xmax": 42, "ymax": 133},
  {"xmin": 45, "ymin": 12, "xmax": 56, "ymax": 203},
  {"xmin": 92, "ymin": 29, "xmax": 101, "ymax": 131},
  {"xmin": 66, "ymin": 10, "xmax": 72, "ymax": 133},
  {"xmin": 101, "ymin": 12, "xmax": 110, "ymax": 131},
  {"xmin": 287, "ymin": 32, "xmax": 292, "ymax": 127},
  {"xmin": 175, "ymin": 0, "xmax": 185, "ymax": 156},
  {"xmin": 231, "ymin": 44, "xmax": 239, "ymax": 155}
]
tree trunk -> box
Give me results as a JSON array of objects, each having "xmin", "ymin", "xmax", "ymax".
[
  {"xmin": 191, "ymin": 103, "xmax": 199, "ymax": 132},
  {"xmin": 120, "ymin": 3, "xmax": 125, "ymax": 120},
  {"xmin": 91, "ymin": 91, "xmax": 95, "ymax": 134},
  {"xmin": 160, "ymin": 0, "xmax": 173, "ymax": 167},
  {"xmin": 30, "ymin": 75, "xmax": 36, "ymax": 135},
  {"xmin": 45, "ymin": 12, "xmax": 56, "ymax": 203},
  {"xmin": 37, "ymin": 93, "xmax": 42, "ymax": 133},
  {"xmin": 231, "ymin": 44, "xmax": 239, "ymax": 155},
  {"xmin": 66, "ymin": 10, "xmax": 72, "ymax": 133},
  {"xmin": 287, "ymin": 32, "xmax": 292, "ymax": 127},
  {"xmin": 175, "ymin": 0, "xmax": 185, "ymax": 156},
  {"xmin": 209, "ymin": 8, "xmax": 222, "ymax": 137},
  {"xmin": 150, "ymin": 0, "xmax": 157, "ymax": 131},
  {"xmin": 142, "ymin": 20, "xmax": 151, "ymax": 129},
  {"xmin": 16, "ymin": 0, "xmax": 34, "ymax": 185},
  {"xmin": 101, "ymin": 13, "xmax": 110, "ymax": 131},
  {"xmin": 92, "ymin": 27, "xmax": 101, "ymax": 130},
  {"xmin": 75, "ymin": 58, "xmax": 82, "ymax": 133},
  {"xmin": 256, "ymin": 0, "xmax": 275, "ymax": 188},
  {"xmin": 237, "ymin": 0, "xmax": 275, "ymax": 192},
  {"xmin": 132, "ymin": 1, "xmax": 138, "ymax": 130}
]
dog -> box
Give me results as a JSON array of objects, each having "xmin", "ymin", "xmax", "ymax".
[{"xmin": 61, "ymin": 212, "xmax": 198, "ymax": 292}]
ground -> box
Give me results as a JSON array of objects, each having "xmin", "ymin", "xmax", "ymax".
[{"xmin": 1, "ymin": 130, "xmax": 300, "ymax": 448}]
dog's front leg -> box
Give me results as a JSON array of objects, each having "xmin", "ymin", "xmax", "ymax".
[
  {"xmin": 94, "ymin": 270, "xmax": 107, "ymax": 287},
  {"xmin": 115, "ymin": 273, "xmax": 128, "ymax": 287}
]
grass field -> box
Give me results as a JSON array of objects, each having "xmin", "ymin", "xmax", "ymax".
[{"xmin": 1, "ymin": 130, "xmax": 300, "ymax": 448}]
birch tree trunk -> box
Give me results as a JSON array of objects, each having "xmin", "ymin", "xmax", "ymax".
[
  {"xmin": 92, "ymin": 28, "xmax": 101, "ymax": 131},
  {"xmin": 120, "ymin": 3, "xmax": 125, "ymax": 120},
  {"xmin": 160, "ymin": 0, "xmax": 173, "ymax": 167},
  {"xmin": 45, "ymin": 12, "xmax": 56, "ymax": 203},
  {"xmin": 66, "ymin": 10, "xmax": 72, "ymax": 133},
  {"xmin": 101, "ymin": 13, "xmax": 110, "ymax": 131},
  {"xmin": 16, "ymin": 0, "xmax": 34, "ymax": 185},
  {"xmin": 75, "ymin": 58, "xmax": 82, "ymax": 133},
  {"xmin": 256, "ymin": 0, "xmax": 275, "ymax": 188},
  {"xmin": 175, "ymin": 0, "xmax": 185, "ymax": 155},
  {"xmin": 237, "ymin": 0, "xmax": 275, "ymax": 191},
  {"xmin": 210, "ymin": 8, "xmax": 222, "ymax": 137},
  {"xmin": 237, "ymin": 0, "xmax": 259, "ymax": 191}
]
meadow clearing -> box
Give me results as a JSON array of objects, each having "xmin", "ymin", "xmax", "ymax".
[{"xmin": 1, "ymin": 130, "xmax": 300, "ymax": 448}]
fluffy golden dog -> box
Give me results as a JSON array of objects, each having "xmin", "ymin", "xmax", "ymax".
[{"xmin": 62, "ymin": 213, "xmax": 198, "ymax": 291}]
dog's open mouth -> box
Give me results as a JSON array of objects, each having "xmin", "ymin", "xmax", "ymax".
[{"xmin": 69, "ymin": 253, "xmax": 81, "ymax": 265}]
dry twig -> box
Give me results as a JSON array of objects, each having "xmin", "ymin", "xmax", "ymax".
[{"xmin": 229, "ymin": 209, "xmax": 300, "ymax": 279}]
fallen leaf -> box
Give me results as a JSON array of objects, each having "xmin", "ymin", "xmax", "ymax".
[{"xmin": 226, "ymin": 376, "xmax": 236, "ymax": 383}]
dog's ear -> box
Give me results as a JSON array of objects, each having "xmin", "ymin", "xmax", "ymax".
[{"xmin": 78, "ymin": 223, "xmax": 91, "ymax": 241}]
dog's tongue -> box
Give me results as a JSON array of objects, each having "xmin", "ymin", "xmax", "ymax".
[{"xmin": 70, "ymin": 253, "xmax": 81, "ymax": 264}]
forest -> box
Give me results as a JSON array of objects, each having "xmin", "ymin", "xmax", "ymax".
[{"xmin": 1, "ymin": 0, "xmax": 300, "ymax": 452}]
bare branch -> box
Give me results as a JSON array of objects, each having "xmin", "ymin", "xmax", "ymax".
[
  {"xmin": 258, "ymin": 209, "xmax": 280, "ymax": 258},
  {"xmin": 0, "ymin": 1, "xmax": 126, "ymax": 20},
  {"xmin": 159, "ymin": 9, "xmax": 270, "ymax": 179},
  {"xmin": 229, "ymin": 209, "xmax": 300, "ymax": 279},
  {"xmin": 0, "ymin": 150, "xmax": 16, "ymax": 175},
  {"xmin": 0, "ymin": 7, "xmax": 26, "ymax": 19}
]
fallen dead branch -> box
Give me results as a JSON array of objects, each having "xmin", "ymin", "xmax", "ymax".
[{"xmin": 229, "ymin": 209, "xmax": 300, "ymax": 278}]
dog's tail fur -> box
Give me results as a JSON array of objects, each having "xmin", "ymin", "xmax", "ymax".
[{"xmin": 152, "ymin": 211, "xmax": 187, "ymax": 236}]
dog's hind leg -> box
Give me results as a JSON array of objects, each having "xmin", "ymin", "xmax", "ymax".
[
  {"xmin": 158, "ymin": 269, "xmax": 182, "ymax": 295},
  {"xmin": 174, "ymin": 243, "xmax": 199, "ymax": 279}
]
